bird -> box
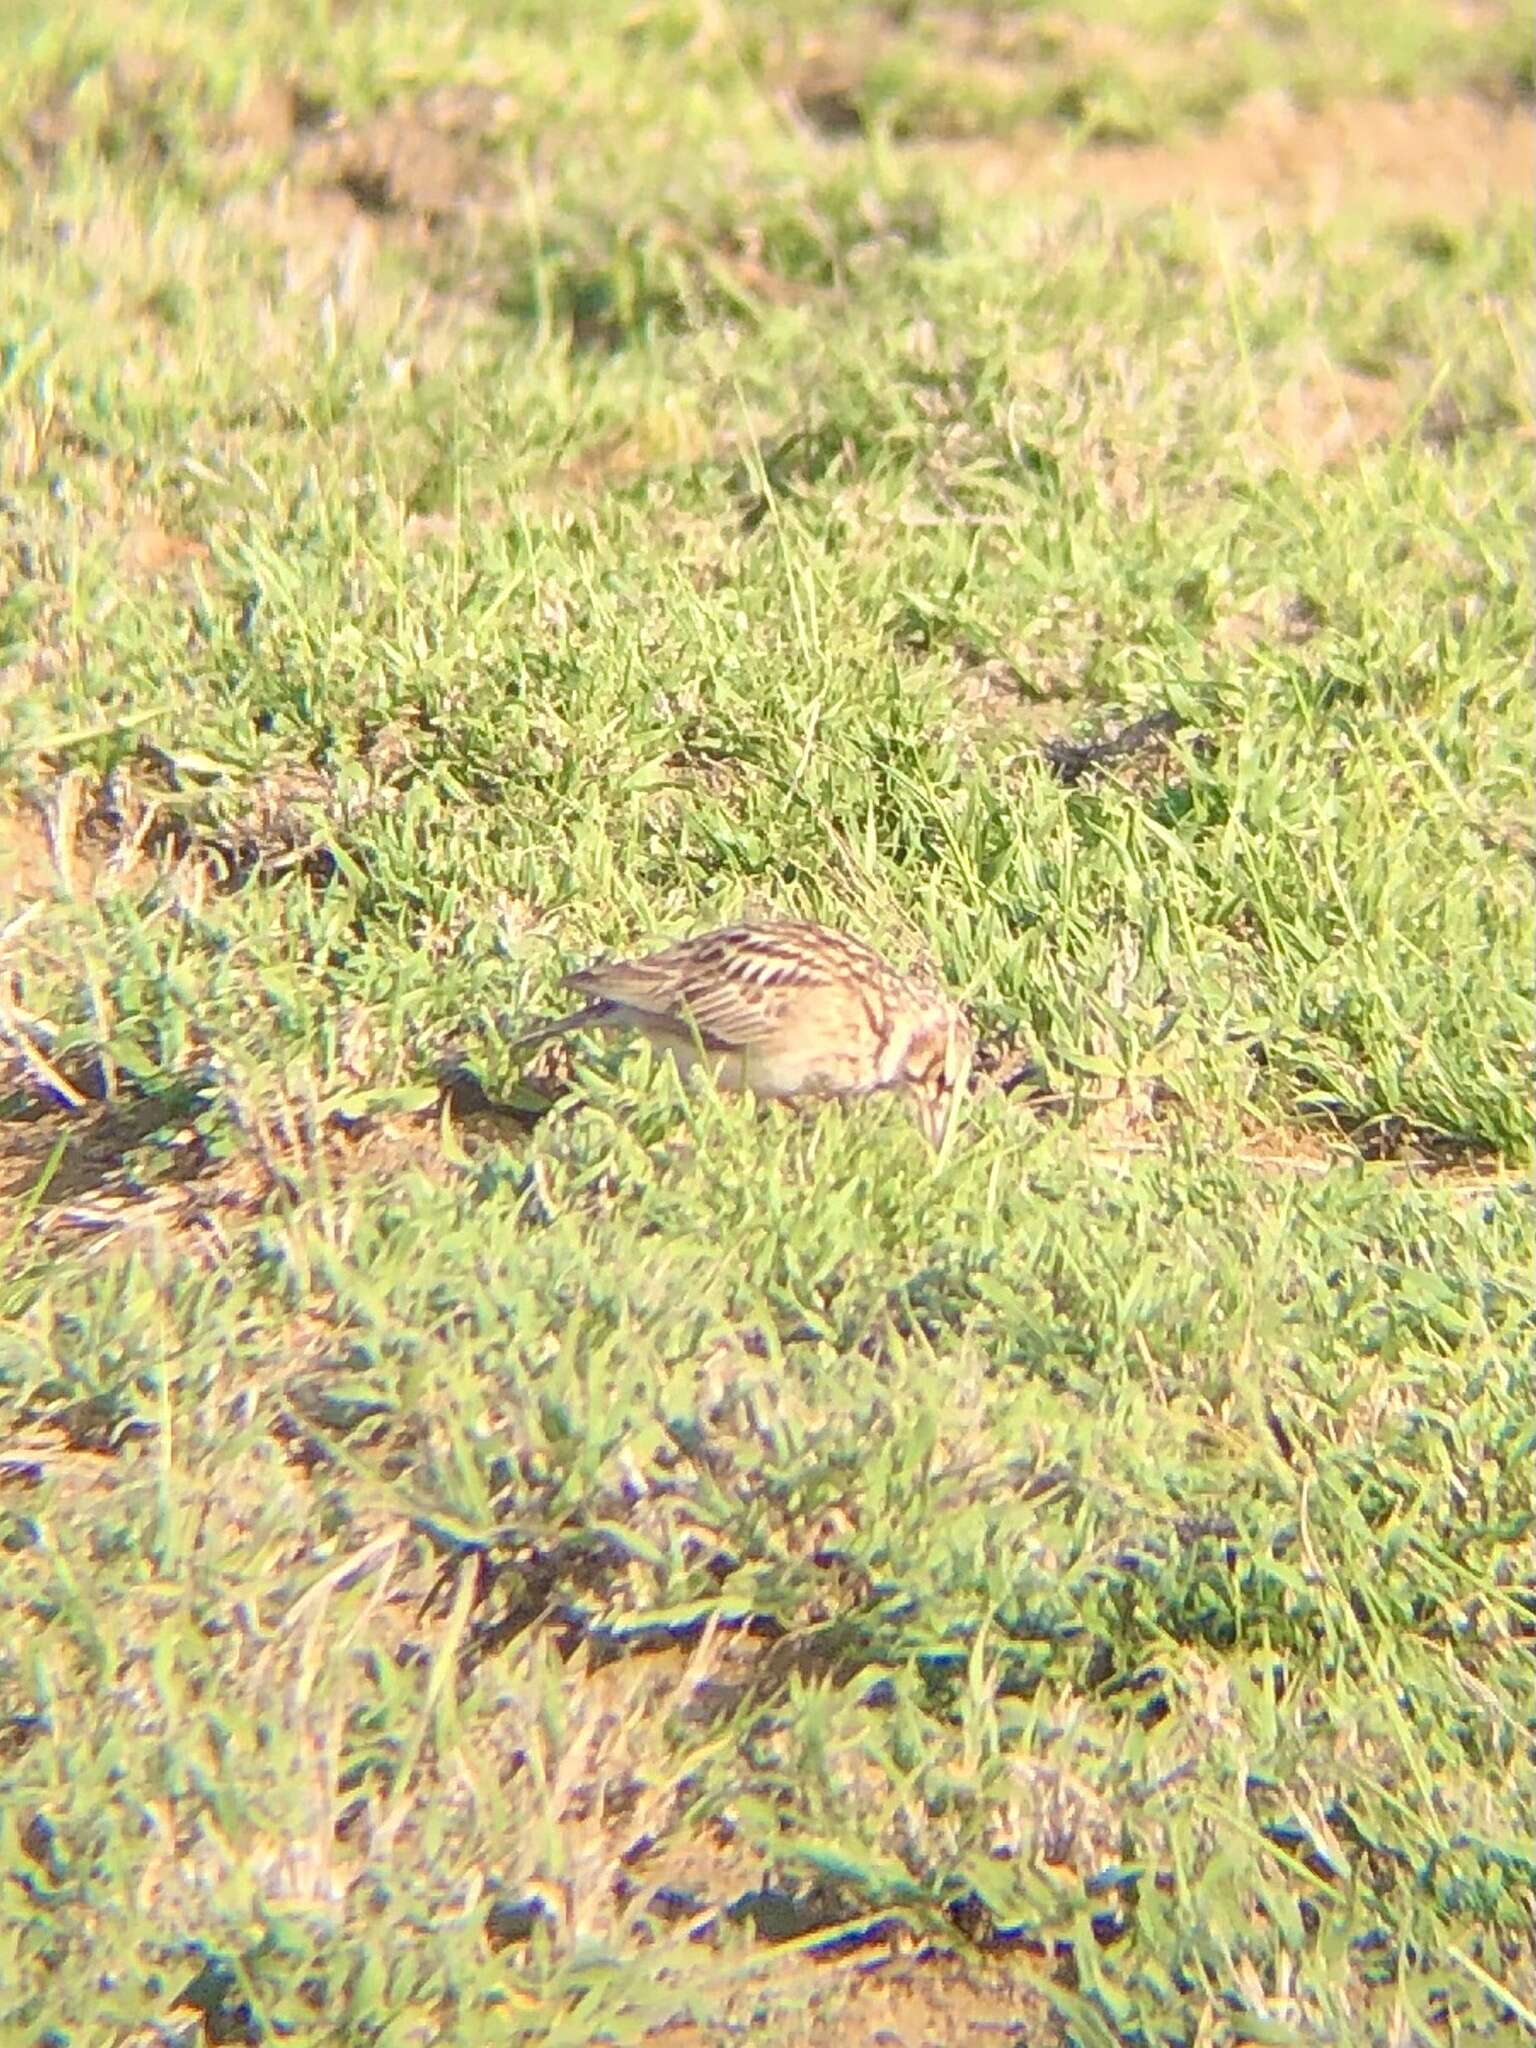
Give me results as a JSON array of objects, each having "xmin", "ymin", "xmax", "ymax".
[{"xmin": 513, "ymin": 918, "xmax": 972, "ymax": 1146}]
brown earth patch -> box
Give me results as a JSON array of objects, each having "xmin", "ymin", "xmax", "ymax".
[
  {"xmin": 0, "ymin": 755, "xmax": 349, "ymax": 950},
  {"xmin": 1213, "ymin": 589, "xmax": 1325, "ymax": 651},
  {"xmin": 952, "ymin": 92, "xmax": 1532, "ymax": 217},
  {"xmin": 0, "ymin": 772, "xmax": 164, "ymax": 916},
  {"xmin": 0, "ymin": 1042, "xmax": 551, "ymax": 1259},
  {"xmin": 778, "ymin": 8, "xmax": 1167, "ymax": 143},
  {"xmin": 1086, "ymin": 1092, "xmax": 1511, "ymax": 1187},
  {"xmin": 223, "ymin": 74, "xmax": 311, "ymax": 155},
  {"xmin": 327, "ymin": 112, "xmax": 477, "ymax": 221},
  {"xmin": 117, "ymin": 517, "xmax": 210, "ymax": 582},
  {"xmin": 0, "ymin": 1080, "xmax": 217, "ymax": 1219},
  {"xmin": 1260, "ymin": 364, "xmax": 1407, "ymax": 467},
  {"xmin": 257, "ymin": 82, "xmax": 521, "ymax": 229},
  {"xmin": 652, "ymin": 1948, "xmax": 1062, "ymax": 2044},
  {"xmin": 205, "ymin": 89, "xmax": 551, "ymax": 321},
  {"xmin": 949, "ymin": 647, "xmax": 1037, "ymax": 729},
  {"xmin": 526, "ymin": 421, "xmax": 718, "ymax": 513},
  {"xmin": 980, "ymin": 1023, "xmax": 1514, "ymax": 1186},
  {"xmin": 0, "ymin": 802, "xmax": 57, "ymax": 920}
]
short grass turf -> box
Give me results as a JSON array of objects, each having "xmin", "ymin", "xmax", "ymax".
[{"xmin": 1, "ymin": 2, "xmax": 1533, "ymax": 2043}]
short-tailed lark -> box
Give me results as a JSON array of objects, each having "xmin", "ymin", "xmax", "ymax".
[{"xmin": 517, "ymin": 919, "xmax": 972, "ymax": 1145}]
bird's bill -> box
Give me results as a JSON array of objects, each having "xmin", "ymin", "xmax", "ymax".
[
  {"xmin": 919, "ymin": 1081, "xmax": 962, "ymax": 1154},
  {"xmin": 924, "ymin": 1026, "xmax": 972, "ymax": 1156}
]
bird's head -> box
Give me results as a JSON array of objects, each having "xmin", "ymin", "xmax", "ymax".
[{"xmin": 899, "ymin": 999, "xmax": 974, "ymax": 1150}]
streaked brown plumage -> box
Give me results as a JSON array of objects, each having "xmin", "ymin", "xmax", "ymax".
[{"xmin": 516, "ymin": 919, "xmax": 971, "ymax": 1145}]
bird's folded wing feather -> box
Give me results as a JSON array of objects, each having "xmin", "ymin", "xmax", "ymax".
[{"xmin": 565, "ymin": 952, "xmax": 806, "ymax": 1048}]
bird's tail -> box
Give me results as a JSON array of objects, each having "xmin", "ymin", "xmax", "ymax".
[{"xmin": 505, "ymin": 1002, "xmax": 610, "ymax": 1054}]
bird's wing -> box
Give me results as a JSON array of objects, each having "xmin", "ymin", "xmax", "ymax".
[{"xmin": 566, "ymin": 926, "xmax": 839, "ymax": 1049}]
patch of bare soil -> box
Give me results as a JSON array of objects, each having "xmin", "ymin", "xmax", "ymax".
[
  {"xmin": 141, "ymin": 63, "xmax": 520, "ymax": 226},
  {"xmin": 955, "ymin": 92, "xmax": 1532, "ymax": 218},
  {"xmin": 0, "ymin": 768, "xmax": 380, "ymax": 1242},
  {"xmin": 116, "ymin": 517, "xmax": 210, "ymax": 583},
  {"xmin": 284, "ymin": 82, "xmax": 524, "ymax": 235},
  {"xmin": 20, "ymin": 63, "xmax": 522, "ymax": 282},
  {"xmin": 1260, "ymin": 363, "xmax": 1408, "ymax": 467},
  {"xmin": 977, "ymin": 1008, "xmax": 1514, "ymax": 1185},
  {"xmin": 654, "ymin": 1950, "xmax": 1061, "ymax": 2044},
  {"xmin": 0, "ymin": 802, "xmax": 56, "ymax": 921},
  {"xmin": 0, "ymin": 1024, "xmax": 551, "ymax": 1254},
  {"xmin": 779, "ymin": 7, "xmax": 1149, "ymax": 142}
]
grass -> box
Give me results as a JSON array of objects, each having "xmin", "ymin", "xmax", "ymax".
[{"xmin": 1, "ymin": 1, "xmax": 1533, "ymax": 2042}]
